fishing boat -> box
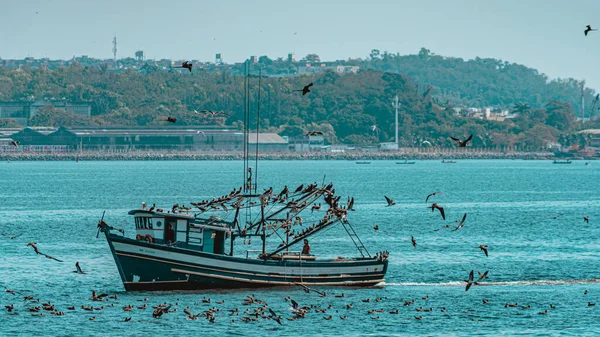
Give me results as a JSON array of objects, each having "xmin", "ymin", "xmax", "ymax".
[
  {"xmin": 355, "ymin": 161, "xmax": 371, "ymax": 164},
  {"xmin": 552, "ymin": 159, "xmax": 572, "ymax": 164},
  {"xmin": 441, "ymin": 159, "xmax": 457, "ymax": 164},
  {"xmin": 396, "ymin": 159, "xmax": 415, "ymax": 165},
  {"xmin": 98, "ymin": 63, "xmax": 388, "ymax": 291}
]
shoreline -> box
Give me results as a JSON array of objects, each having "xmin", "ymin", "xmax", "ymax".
[{"xmin": 0, "ymin": 151, "xmax": 585, "ymax": 161}]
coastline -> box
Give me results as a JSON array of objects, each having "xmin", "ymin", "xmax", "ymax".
[{"xmin": 0, "ymin": 151, "xmax": 576, "ymax": 161}]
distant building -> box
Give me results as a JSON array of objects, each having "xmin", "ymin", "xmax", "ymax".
[
  {"xmin": 216, "ymin": 53, "xmax": 223, "ymax": 64},
  {"xmin": 287, "ymin": 53, "xmax": 295, "ymax": 63},
  {"xmin": 249, "ymin": 56, "xmax": 258, "ymax": 63},
  {"xmin": 135, "ymin": 50, "xmax": 146, "ymax": 62},
  {"xmin": 290, "ymin": 135, "xmax": 325, "ymax": 152},
  {"xmin": 0, "ymin": 99, "xmax": 91, "ymax": 126},
  {"xmin": 297, "ymin": 64, "xmax": 360, "ymax": 75},
  {"xmin": 5, "ymin": 126, "xmax": 289, "ymax": 152},
  {"xmin": 579, "ymin": 129, "xmax": 600, "ymax": 147}
]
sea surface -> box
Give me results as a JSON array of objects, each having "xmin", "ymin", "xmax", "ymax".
[{"xmin": 1, "ymin": 159, "xmax": 599, "ymax": 336}]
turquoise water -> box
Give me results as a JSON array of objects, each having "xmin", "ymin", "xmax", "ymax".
[{"xmin": 1, "ymin": 160, "xmax": 599, "ymax": 336}]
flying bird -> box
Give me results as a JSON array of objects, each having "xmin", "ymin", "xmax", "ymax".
[
  {"xmin": 165, "ymin": 116, "xmax": 177, "ymax": 123},
  {"xmin": 452, "ymin": 213, "xmax": 468, "ymax": 231},
  {"xmin": 176, "ymin": 61, "xmax": 193, "ymax": 72},
  {"xmin": 584, "ymin": 216, "xmax": 589, "ymax": 223},
  {"xmin": 464, "ymin": 270, "xmax": 474, "ymax": 292},
  {"xmin": 10, "ymin": 140, "xmax": 19, "ymax": 148},
  {"xmin": 450, "ymin": 135, "xmax": 473, "ymax": 147},
  {"xmin": 1, "ymin": 233, "xmax": 21, "ymax": 239},
  {"xmin": 411, "ymin": 236, "xmax": 417, "ymax": 248},
  {"xmin": 425, "ymin": 191, "xmax": 445, "ymax": 203},
  {"xmin": 478, "ymin": 244, "xmax": 488, "ymax": 257},
  {"xmin": 74, "ymin": 261, "xmax": 85, "ymax": 274},
  {"xmin": 384, "ymin": 196, "xmax": 396, "ymax": 207},
  {"xmin": 585, "ymin": 25, "xmax": 597, "ymax": 36},
  {"xmin": 305, "ymin": 131, "xmax": 324, "ymax": 136},
  {"xmin": 296, "ymin": 283, "xmax": 326, "ymax": 297},
  {"xmin": 26, "ymin": 242, "xmax": 63, "ymax": 262},
  {"xmin": 477, "ymin": 270, "xmax": 489, "ymax": 281},
  {"xmin": 429, "ymin": 203, "xmax": 445, "ymax": 220},
  {"xmin": 293, "ymin": 83, "xmax": 313, "ymax": 96}
]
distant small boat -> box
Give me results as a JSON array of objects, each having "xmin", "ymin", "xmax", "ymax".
[
  {"xmin": 396, "ymin": 161, "xmax": 415, "ymax": 165},
  {"xmin": 356, "ymin": 161, "xmax": 371, "ymax": 164},
  {"xmin": 552, "ymin": 160, "xmax": 571, "ymax": 164},
  {"xmin": 441, "ymin": 160, "xmax": 457, "ymax": 164}
]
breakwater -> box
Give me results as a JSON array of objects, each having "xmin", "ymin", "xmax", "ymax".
[{"xmin": 0, "ymin": 151, "xmax": 560, "ymax": 161}]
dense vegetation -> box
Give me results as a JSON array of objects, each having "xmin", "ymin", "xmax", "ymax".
[{"xmin": 0, "ymin": 61, "xmax": 596, "ymax": 150}]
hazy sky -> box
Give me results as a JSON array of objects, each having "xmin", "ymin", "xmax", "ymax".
[{"xmin": 2, "ymin": 0, "xmax": 600, "ymax": 90}]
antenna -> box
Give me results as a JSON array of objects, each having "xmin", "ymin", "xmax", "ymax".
[
  {"xmin": 112, "ymin": 35, "xmax": 117, "ymax": 67},
  {"xmin": 392, "ymin": 95, "xmax": 400, "ymax": 149},
  {"xmin": 581, "ymin": 80, "xmax": 585, "ymax": 124}
]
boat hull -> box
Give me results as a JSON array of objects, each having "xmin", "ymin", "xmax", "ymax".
[{"xmin": 105, "ymin": 235, "xmax": 388, "ymax": 291}]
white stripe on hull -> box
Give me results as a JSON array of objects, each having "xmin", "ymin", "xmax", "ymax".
[
  {"xmin": 171, "ymin": 268, "xmax": 384, "ymax": 286},
  {"xmin": 112, "ymin": 241, "xmax": 385, "ymax": 276}
]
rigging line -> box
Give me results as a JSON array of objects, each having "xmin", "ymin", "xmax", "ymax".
[{"xmin": 254, "ymin": 67, "xmax": 261, "ymax": 194}]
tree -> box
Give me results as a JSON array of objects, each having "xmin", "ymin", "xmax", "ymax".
[
  {"xmin": 305, "ymin": 54, "xmax": 320, "ymax": 63},
  {"xmin": 29, "ymin": 105, "xmax": 90, "ymax": 127},
  {"xmin": 0, "ymin": 118, "xmax": 22, "ymax": 128},
  {"xmin": 370, "ymin": 49, "xmax": 380, "ymax": 60},
  {"xmin": 545, "ymin": 100, "xmax": 574, "ymax": 131}
]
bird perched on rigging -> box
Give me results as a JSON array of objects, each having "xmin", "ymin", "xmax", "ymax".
[
  {"xmin": 293, "ymin": 83, "xmax": 313, "ymax": 96},
  {"xmin": 176, "ymin": 61, "xmax": 193, "ymax": 72},
  {"xmin": 585, "ymin": 25, "xmax": 597, "ymax": 36},
  {"xmin": 450, "ymin": 135, "xmax": 473, "ymax": 147}
]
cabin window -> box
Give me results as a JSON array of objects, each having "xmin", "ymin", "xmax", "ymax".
[
  {"xmin": 147, "ymin": 218, "xmax": 153, "ymax": 229},
  {"xmin": 143, "ymin": 217, "xmax": 148, "ymax": 229}
]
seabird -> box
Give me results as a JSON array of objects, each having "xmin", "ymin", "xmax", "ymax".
[
  {"xmin": 293, "ymin": 83, "xmax": 313, "ymax": 96},
  {"xmin": 166, "ymin": 116, "xmax": 177, "ymax": 123},
  {"xmin": 585, "ymin": 25, "xmax": 597, "ymax": 36},
  {"xmin": 411, "ymin": 236, "xmax": 417, "ymax": 248},
  {"xmin": 478, "ymin": 244, "xmax": 488, "ymax": 257},
  {"xmin": 450, "ymin": 135, "xmax": 473, "ymax": 147},
  {"xmin": 425, "ymin": 191, "xmax": 445, "ymax": 203},
  {"xmin": 429, "ymin": 203, "xmax": 446, "ymax": 220},
  {"xmin": 584, "ymin": 216, "xmax": 589, "ymax": 223},
  {"xmin": 384, "ymin": 196, "xmax": 396, "ymax": 206},
  {"xmin": 176, "ymin": 61, "xmax": 193, "ymax": 72},
  {"xmin": 477, "ymin": 270, "xmax": 489, "ymax": 281},
  {"xmin": 464, "ymin": 270, "xmax": 474, "ymax": 291},
  {"xmin": 74, "ymin": 261, "xmax": 85, "ymax": 274},
  {"xmin": 306, "ymin": 131, "xmax": 324, "ymax": 136},
  {"xmin": 452, "ymin": 213, "xmax": 467, "ymax": 231}
]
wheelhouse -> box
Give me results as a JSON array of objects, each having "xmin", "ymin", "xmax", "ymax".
[{"xmin": 128, "ymin": 209, "xmax": 229, "ymax": 254}]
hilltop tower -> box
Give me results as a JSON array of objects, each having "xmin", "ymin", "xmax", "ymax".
[{"xmin": 112, "ymin": 35, "xmax": 117, "ymax": 67}]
